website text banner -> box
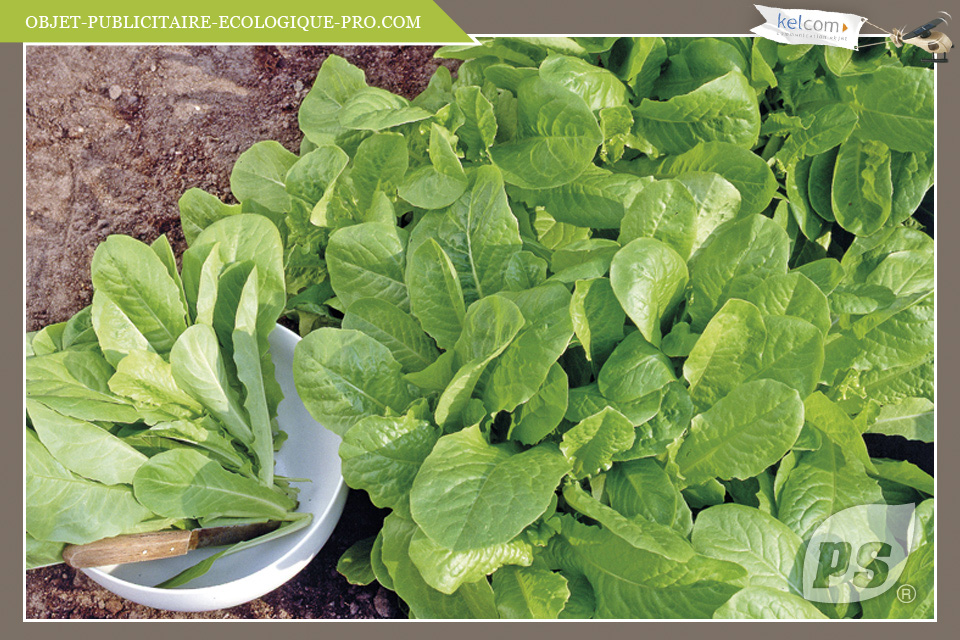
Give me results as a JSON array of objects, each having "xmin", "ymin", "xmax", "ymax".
[{"xmin": 8, "ymin": 1, "xmax": 473, "ymax": 43}]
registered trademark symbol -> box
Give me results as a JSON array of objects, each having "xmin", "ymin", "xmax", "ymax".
[{"xmin": 897, "ymin": 584, "xmax": 917, "ymax": 604}]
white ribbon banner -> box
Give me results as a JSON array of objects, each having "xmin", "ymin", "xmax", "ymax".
[{"xmin": 753, "ymin": 5, "xmax": 866, "ymax": 50}]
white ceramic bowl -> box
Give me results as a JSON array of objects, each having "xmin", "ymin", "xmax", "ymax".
[{"xmin": 82, "ymin": 324, "xmax": 347, "ymax": 612}]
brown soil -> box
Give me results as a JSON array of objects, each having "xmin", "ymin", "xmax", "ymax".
[{"xmin": 25, "ymin": 44, "xmax": 458, "ymax": 619}]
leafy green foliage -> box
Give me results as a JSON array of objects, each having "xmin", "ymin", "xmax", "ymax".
[
  {"xmin": 280, "ymin": 42, "xmax": 933, "ymax": 618},
  {"xmin": 409, "ymin": 426, "xmax": 569, "ymax": 550},
  {"xmin": 29, "ymin": 40, "xmax": 935, "ymax": 617},
  {"xmin": 633, "ymin": 71, "xmax": 761, "ymax": 155},
  {"xmin": 492, "ymin": 566, "xmax": 570, "ymax": 618},
  {"xmin": 713, "ymin": 586, "xmax": 828, "ymax": 619},
  {"xmin": 26, "ymin": 215, "xmax": 305, "ymax": 584}
]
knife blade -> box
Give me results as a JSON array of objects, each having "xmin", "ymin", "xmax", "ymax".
[{"xmin": 62, "ymin": 521, "xmax": 282, "ymax": 569}]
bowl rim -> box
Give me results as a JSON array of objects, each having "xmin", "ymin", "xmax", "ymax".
[{"xmin": 81, "ymin": 323, "xmax": 347, "ymax": 603}]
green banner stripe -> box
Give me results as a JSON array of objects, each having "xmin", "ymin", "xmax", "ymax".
[{"xmin": 9, "ymin": 1, "xmax": 473, "ymax": 43}]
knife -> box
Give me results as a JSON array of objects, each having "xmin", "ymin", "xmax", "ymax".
[{"xmin": 61, "ymin": 521, "xmax": 282, "ymax": 569}]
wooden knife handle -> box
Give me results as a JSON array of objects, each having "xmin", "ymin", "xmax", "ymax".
[{"xmin": 63, "ymin": 530, "xmax": 195, "ymax": 568}]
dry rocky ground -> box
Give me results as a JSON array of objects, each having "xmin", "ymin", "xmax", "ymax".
[{"xmin": 25, "ymin": 44, "xmax": 457, "ymax": 619}]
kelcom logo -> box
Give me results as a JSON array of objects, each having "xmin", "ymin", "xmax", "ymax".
[
  {"xmin": 777, "ymin": 12, "xmax": 848, "ymax": 32},
  {"xmin": 753, "ymin": 6, "xmax": 864, "ymax": 49},
  {"xmin": 802, "ymin": 504, "xmax": 919, "ymax": 604}
]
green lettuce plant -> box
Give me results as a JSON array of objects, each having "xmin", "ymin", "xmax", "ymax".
[{"xmin": 278, "ymin": 39, "xmax": 933, "ymax": 618}]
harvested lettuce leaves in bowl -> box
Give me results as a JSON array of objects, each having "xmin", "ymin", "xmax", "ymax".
[
  {"xmin": 25, "ymin": 215, "xmax": 347, "ymax": 612},
  {"xmin": 79, "ymin": 325, "xmax": 346, "ymax": 612}
]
